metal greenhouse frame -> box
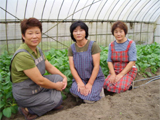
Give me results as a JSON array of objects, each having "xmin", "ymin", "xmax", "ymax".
[{"xmin": 0, "ymin": 0, "xmax": 160, "ymax": 54}]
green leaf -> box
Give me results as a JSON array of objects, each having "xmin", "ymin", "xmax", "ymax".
[
  {"xmin": 146, "ymin": 72, "xmax": 152, "ymax": 77},
  {"xmin": 11, "ymin": 105, "xmax": 18, "ymax": 114},
  {"xmin": 64, "ymin": 88, "xmax": 70, "ymax": 93},
  {"xmin": 61, "ymin": 92, "xmax": 67, "ymax": 100},
  {"xmin": 0, "ymin": 101, "xmax": 5, "ymax": 109},
  {"xmin": 0, "ymin": 112, "xmax": 2, "ymax": 120},
  {"xmin": 150, "ymin": 62, "xmax": 156, "ymax": 66},
  {"xmin": 64, "ymin": 70, "xmax": 71, "ymax": 76},
  {"xmin": 3, "ymin": 107, "xmax": 12, "ymax": 118}
]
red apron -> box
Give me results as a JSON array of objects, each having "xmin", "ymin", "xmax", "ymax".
[{"xmin": 103, "ymin": 40, "xmax": 137, "ymax": 93}]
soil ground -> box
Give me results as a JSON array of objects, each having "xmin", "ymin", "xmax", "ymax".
[{"xmin": 3, "ymin": 68, "xmax": 160, "ymax": 120}]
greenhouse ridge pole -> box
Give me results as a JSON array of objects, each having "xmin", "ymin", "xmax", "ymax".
[
  {"xmin": 96, "ymin": 0, "xmax": 108, "ymax": 43},
  {"xmin": 94, "ymin": 0, "xmax": 106, "ymax": 42},
  {"xmin": 41, "ymin": 0, "xmax": 48, "ymax": 50},
  {"xmin": 116, "ymin": 0, "xmax": 131, "ymax": 20},
  {"xmin": 79, "ymin": 0, "xmax": 88, "ymax": 19},
  {"xmin": 48, "ymin": 0, "xmax": 55, "ymax": 20},
  {"xmin": 5, "ymin": 0, "xmax": 9, "ymax": 53},
  {"xmin": 153, "ymin": 14, "xmax": 160, "ymax": 43},
  {"xmin": 85, "ymin": 0, "xmax": 94, "ymax": 20},
  {"xmin": 0, "ymin": 7, "xmax": 21, "ymax": 21},
  {"xmin": 57, "ymin": 0, "xmax": 65, "ymax": 49},
  {"xmin": 134, "ymin": 0, "xmax": 151, "ymax": 44},
  {"xmin": 24, "ymin": 0, "xmax": 28, "ymax": 18},
  {"xmin": 43, "ymin": 0, "xmax": 101, "ymax": 34},
  {"xmin": 149, "ymin": 6, "xmax": 160, "ymax": 43},
  {"xmin": 41, "ymin": 0, "xmax": 47, "ymax": 21},
  {"xmin": 72, "ymin": 0, "xmax": 80, "ymax": 20},
  {"xmin": 14, "ymin": 0, "xmax": 19, "ymax": 52},
  {"xmin": 32, "ymin": 0, "xmax": 37, "ymax": 17},
  {"xmin": 66, "ymin": 0, "xmax": 74, "ymax": 46},
  {"xmin": 141, "ymin": 0, "xmax": 159, "ymax": 44}
]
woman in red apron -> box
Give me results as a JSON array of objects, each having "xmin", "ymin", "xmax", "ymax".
[{"xmin": 103, "ymin": 21, "xmax": 137, "ymax": 93}]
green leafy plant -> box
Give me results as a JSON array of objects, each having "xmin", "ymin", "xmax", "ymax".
[
  {"xmin": 136, "ymin": 42, "xmax": 160, "ymax": 77},
  {"xmin": 44, "ymin": 48, "xmax": 72, "ymax": 100},
  {"xmin": 100, "ymin": 46, "xmax": 109, "ymax": 77},
  {"xmin": 0, "ymin": 51, "xmax": 18, "ymax": 120}
]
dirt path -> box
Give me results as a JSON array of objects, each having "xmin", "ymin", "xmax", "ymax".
[{"xmin": 36, "ymin": 79, "xmax": 160, "ymax": 120}]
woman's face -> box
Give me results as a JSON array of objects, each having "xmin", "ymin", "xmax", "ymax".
[
  {"xmin": 73, "ymin": 26, "xmax": 86, "ymax": 41},
  {"xmin": 22, "ymin": 27, "xmax": 41, "ymax": 48},
  {"xmin": 113, "ymin": 27, "xmax": 126, "ymax": 42}
]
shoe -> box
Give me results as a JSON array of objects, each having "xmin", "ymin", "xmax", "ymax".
[
  {"xmin": 53, "ymin": 105, "xmax": 64, "ymax": 110},
  {"xmin": 18, "ymin": 107, "xmax": 38, "ymax": 120},
  {"xmin": 70, "ymin": 93, "xmax": 82, "ymax": 102},
  {"xmin": 128, "ymin": 85, "xmax": 132, "ymax": 90},
  {"xmin": 71, "ymin": 93, "xmax": 79, "ymax": 98}
]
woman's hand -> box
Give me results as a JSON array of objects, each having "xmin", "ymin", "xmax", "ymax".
[
  {"xmin": 55, "ymin": 82, "xmax": 65, "ymax": 91},
  {"xmin": 62, "ymin": 76, "xmax": 67, "ymax": 90},
  {"xmin": 115, "ymin": 73, "xmax": 123, "ymax": 83},
  {"xmin": 77, "ymin": 82, "xmax": 86, "ymax": 95},
  {"xmin": 109, "ymin": 74, "xmax": 116, "ymax": 84},
  {"xmin": 84, "ymin": 83, "xmax": 92, "ymax": 96}
]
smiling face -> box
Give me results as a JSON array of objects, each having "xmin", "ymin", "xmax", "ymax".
[
  {"xmin": 113, "ymin": 27, "xmax": 126, "ymax": 43},
  {"xmin": 111, "ymin": 21, "xmax": 128, "ymax": 43},
  {"xmin": 22, "ymin": 27, "xmax": 41, "ymax": 48},
  {"xmin": 73, "ymin": 26, "xmax": 86, "ymax": 41}
]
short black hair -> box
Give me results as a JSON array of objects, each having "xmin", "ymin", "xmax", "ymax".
[{"xmin": 70, "ymin": 21, "xmax": 88, "ymax": 42}]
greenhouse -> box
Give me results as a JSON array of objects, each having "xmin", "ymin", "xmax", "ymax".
[
  {"xmin": 0, "ymin": 0, "xmax": 160, "ymax": 54},
  {"xmin": 0, "ymin": 0, "xmax": 160, "ymax": 120}
]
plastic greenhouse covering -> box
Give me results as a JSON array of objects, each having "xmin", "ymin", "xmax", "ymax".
[{"xmin": 0, "ymin": 0, "xmax": 160, "ymax": 54}]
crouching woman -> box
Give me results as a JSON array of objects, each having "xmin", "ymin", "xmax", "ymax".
[
  {"xmin": 68, "ymin": 21, "xmax": 105, "ymax": 103},
  {"xmin": 103, "ymin": 21, "xmax": 137, "ymax": 93},
  {"xmin": 10, "ymin": 18, "xmax": 67, "ymax": 119}
]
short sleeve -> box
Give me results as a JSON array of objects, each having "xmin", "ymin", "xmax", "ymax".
[
  {"xmin": 14, "ymin": 52, "xmax": 36, "ymax": 71},
  {"xmin": 91, "ymin": 42, "xmax": 101, "ymax": 55},
  {"xmin": 128, "ymin": 41, "xmax": 137, "ymax": 61},
  {"xmin": 68, "ymin": 46, "xmax": 73, "ymax": 56},
  {"xmin": 107, "ymin": 44, "xmax": 112, "ymax": 62}
]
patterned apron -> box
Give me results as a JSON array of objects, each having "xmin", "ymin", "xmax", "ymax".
[
  {"xmin": 103, "ymin": 40, "xmax": 137, "ymax": 93},
  {"xmin": 10, "ymin": 48, "xmax": 63, "ymax": 116},
  {"xmin": 70, "ymin": 41, "xmax": 105, "ymax": 101}
]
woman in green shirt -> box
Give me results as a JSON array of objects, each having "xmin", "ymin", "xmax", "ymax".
[{"xmin": 10, "ymin": 18, "xmax": 67, "ymax": 120}]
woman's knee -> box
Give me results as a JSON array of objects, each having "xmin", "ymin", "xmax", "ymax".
[
  {"xmin": 44, "ymin": 74, "xmax": 63, "ymax": 82},
  {"xmin": 117, "ymin": 85, "xmax": 129, "ymax": 92}
]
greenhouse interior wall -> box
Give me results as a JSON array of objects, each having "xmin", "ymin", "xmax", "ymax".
[
  {"xmin": 0, "ymin": 20, "xmax": 159, "ymax": 55},
  {"xmin": 155, "ymin": 18, "xmax": 160, "ymax": 44},
  {"xmin": 0, "ymin": 0, "xmax": 160, "ymax": 55}
]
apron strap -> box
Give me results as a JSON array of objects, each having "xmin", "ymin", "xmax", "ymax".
[
  {"xmin": 37, "ymin": 47, "xmax": 44, "ymax": 59},
  {"xmin": 110, "ymin": 41, "xmax": 115, "ymax": 52},
  {"xmin": 10, "ymin": 48, "xmax": 41, "ymax": 82},
  {"xmin": 71, "ymin": 43, "xmax": 76, "ymax": 54},
  {"xmin": 87, "ymin": 41, "xmax": 94, "ymax": 52},
  {"xmin": 126, "ymin": 40, "xmax": 133, "ymax": 51}
]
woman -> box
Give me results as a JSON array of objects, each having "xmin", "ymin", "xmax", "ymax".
[
  {"xmin": 10, "ymin": 18, "xmax": 67, "ymax": 120},
  {"xmin": 68, "ymin": 21, "xmax": 105, "ymax": 103},
  {"xmin": 103, "ymin": 21, "xmax": 137, "ymax": 93}
]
